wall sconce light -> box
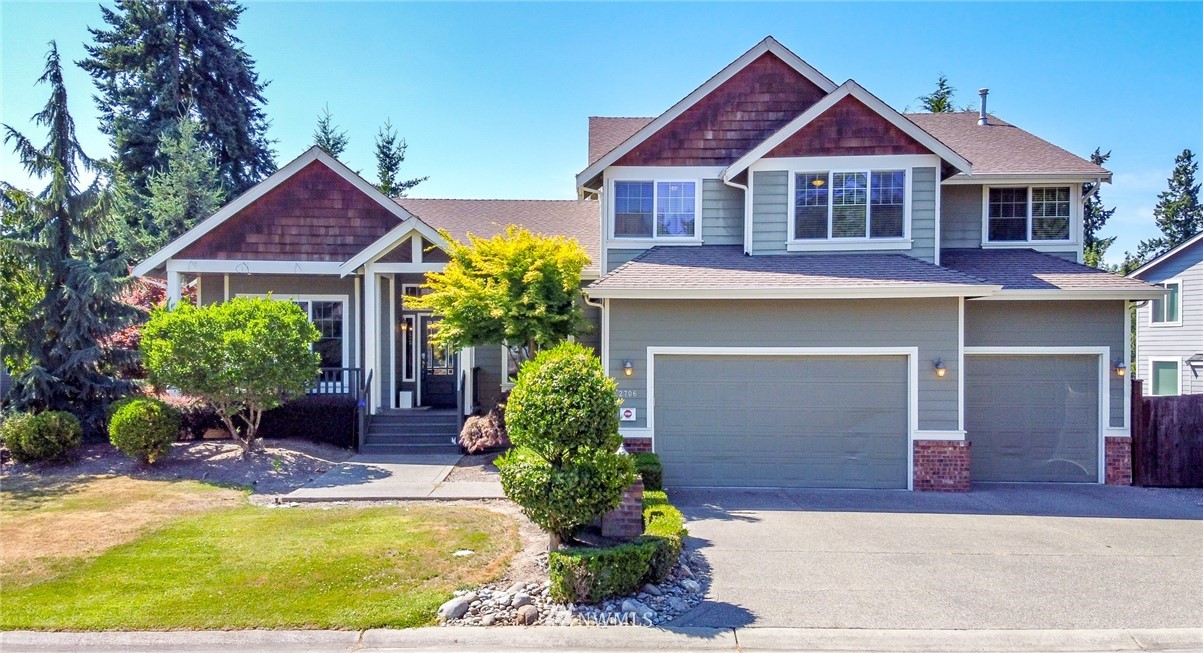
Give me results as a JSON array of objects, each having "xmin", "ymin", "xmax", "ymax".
[
  {"xmin": 1114, "ymin": 359, "xmax": 1127, "ymax": 377},
  {"xmin": 933, "ymin": 358, "xmax": 946, "ymax": 378},
  {"xmin": 623, "ymin": 360, "xmax": 634, "ymax": 376}
]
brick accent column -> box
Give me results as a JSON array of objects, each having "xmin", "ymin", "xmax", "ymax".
[
  {"xmin": 601, "ymin": 478, "xmax": 644, "ymax": 541},
  {"xmin": 622, "ymin": 437, "xmax": 652, "ymax": 453},
  {"xmin": 1105, "ymin": 436, "xmax": 1132, "ymax": 485},
  {"xmin": 913, "ymin": 440, "xmax": 971, "ymax": 492}
]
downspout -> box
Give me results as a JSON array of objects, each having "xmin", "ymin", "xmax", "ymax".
[{"xmin": 720, "ymin": 172, "xmax": 751, "ymax": 255}]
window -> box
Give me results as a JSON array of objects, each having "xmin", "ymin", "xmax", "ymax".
[
  {"xmin": 1150, "ymin": 360, "xmax": 1180, "ymax": 396},
  {"xmin": 612, "ymin": 180, "xmax": 696, "ymax": 239},
  {"xmin": 987, "ymin": 186, "xmax": 1073, "ymax": 243},
  {"xmin": 793, "ymin": 170, "xmax": 906, "ymax": 240},
  {"xmin": 240, "ymin": 294, "xmax": 348, "ymax": 371},
  {"xmin": 1151, "ymin": 281, "xmax": 1181, "ymax": 325}
]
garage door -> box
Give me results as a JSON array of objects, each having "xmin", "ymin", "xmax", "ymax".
[
  {"xmin": 654, "ymin": 355, "xmax": 909, "ymax": 489},
  {"xmin": 966, "ymin": 355, "xmax": 1099, "ymax": 483}
]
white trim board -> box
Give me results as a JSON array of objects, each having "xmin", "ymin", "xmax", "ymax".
[
  {"xmin": 166, "ymin": 259, "xmax": 344, "ymax": 276},
  {"xmin": 972, "ymin": 289, "xmax": 1167, "ymax": 301},
  {"xmin": 643, "ymin": 346, "xmax": 922, "ymax": 491},
  {"xmin": 134, "ymin": 147, "xmax": 413, "ymax": 277},
  {"xmin": 586, "ymin": 285, "xmax": 1002, "ymax": 300},
  {"xmin": 1128, "ymin": 231, "xmax": 1203, "ymax": 279},
  {"xmin": 339, "ymin": 218, "xmax": 451, "ymax": 276},
  {"xmin": 1147, "ymin": 357, "xmax": 1183, "ymax": 397}
]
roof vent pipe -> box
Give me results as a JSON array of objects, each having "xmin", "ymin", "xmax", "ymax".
[{"xmin": 978, "ymin": 88, "xmax": 990, "ymax": 126}]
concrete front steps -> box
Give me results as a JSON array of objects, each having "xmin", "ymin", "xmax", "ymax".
[{"xmin": 361, "ymin": 409, "xmax": 461, "ymax": 455}]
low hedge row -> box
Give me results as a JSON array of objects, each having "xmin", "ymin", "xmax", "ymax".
[
  {"xmin": 259, "ymin": 394, "xmax": 358, "ymax": 448},
  {"xmin": 547, "ymin": 489, "xmax": 687, "ymax": 604},
  {"xmin": 632, "ymin": 453, "xmax": 663, "ymax": 491}
]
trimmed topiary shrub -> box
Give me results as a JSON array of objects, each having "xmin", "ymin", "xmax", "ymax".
[
  {"xmin": 548, "ymin": 540, "xmax": 658, "ymax": 604},
  {"xmin": 259, "ymin": 394, "xmax": 357, "ymax": 448},
  {"xmin": 632, "ymin": 453, "xmax": 663, "ymax": 491},
  {"xmin": 460, "ymin": 403, "xmax": 508, "ymax": 454},
  {"xmin": 109, "ymin": 397, "xmax": 181, "ymax": 464},
  {"xmin": 1, "ymin": 411, "xmax": 82, "ymax": 462},
  {"xmin": 641, "ymin": 490, "xmax": 687, "ymax": 583}
]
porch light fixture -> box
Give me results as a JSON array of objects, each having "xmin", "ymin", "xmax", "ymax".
[
  {"xmin": 1114, "ymin": 359, "xmax": 1127, "ymax": 377},
  {"xmin": 623, "ymin": 360, "xmax": 634, "ymax": 376},
  {"xmin": 933, "ymin": 358, "xmax": 946, "ymax": 378}
]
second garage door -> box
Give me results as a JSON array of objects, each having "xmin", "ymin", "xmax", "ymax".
[{"xmin": 653, "ymin": 355, "xmax": 909, "ymax": 489}]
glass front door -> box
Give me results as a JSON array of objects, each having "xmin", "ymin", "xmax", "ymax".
[{"xmin": 420, "ymin": 315, "xmax": 457, "ymax": 408}]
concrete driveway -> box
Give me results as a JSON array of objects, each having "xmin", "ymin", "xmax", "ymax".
[{"xmin": 670, "ymin": 484, "xmax": 1203, "ymax": 630}]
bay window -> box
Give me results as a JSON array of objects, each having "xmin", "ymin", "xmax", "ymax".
[
  {"xmin": 793, "ymin": 170, "xmax": 906, "ymax": 241},
  {"xmin": 613, "ymin": 180, "xmax": 697, "ymax": 239},
  {"xmin": 987, "ymin": 186, "xmax": 1072, "ymax": 243}
]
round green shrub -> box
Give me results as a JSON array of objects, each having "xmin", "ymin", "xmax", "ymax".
[
  {"xmin": 1, "ymin": 411, "xmax": 83, "ymax": 462},
  {"xmin": 109, "ymin": 397, "xmax": 181, "ymax": 464}
]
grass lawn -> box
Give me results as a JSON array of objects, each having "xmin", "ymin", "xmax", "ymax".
[{"xmin": 0, "ymin": 476, "xmax": 517, "ymax": 630}]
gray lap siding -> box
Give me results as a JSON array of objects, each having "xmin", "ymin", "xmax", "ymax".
[{"xmin": 608, "ymin": 298, "xmax": 960, "ymax": 432}]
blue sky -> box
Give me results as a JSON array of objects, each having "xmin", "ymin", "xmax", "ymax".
[{"xmin": 3, "ymin": 2, "xmax": 1201, "ymax": 265}]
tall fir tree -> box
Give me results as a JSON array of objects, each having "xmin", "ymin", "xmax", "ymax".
[
  {"xmin": 2, "ymin": 42, "xmax": 139, "ymax": 432},
  {"xmin": 1135, "ymin": 149, "xmax": 1203, "ymax": 263},
  {"xmin": 374, "ymin": 118, "xmax": 426, "ymax": 197},
  {"xmin": 312, "ymin": 104, "xmax": 349, "ymax": 159},
  {"xmin": 918, "ymin": 74, "xmax": 958, "ymax": 113},
  {"xmin": 1082, "ymin": 148, "xmax": 1117, "ymax": 268},
  {"xmin": 81, "ymin": 0, "xmax": 274, "ymax": 196},
  {"xmin": 0, "ymin": 186, "xmax": 45, "ymax": 380}
]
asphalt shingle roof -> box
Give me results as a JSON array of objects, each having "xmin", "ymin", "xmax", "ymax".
[
  {"xmin": 904, "ymin": 113, "xmax": 1109, "ymax": 177},
  {"xmin": 941, "ymin": 248, "xmax": 1156, "ymax": 292},
  {"xmin": 589, "ymin": 246, "xmax": 993, "ymax": 292}
]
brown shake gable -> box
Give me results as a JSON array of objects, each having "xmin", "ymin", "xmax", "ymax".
[
  {"xmin": 766, "ymin": 95, "xmax": 929, "ymax": 158},
  {"xmin": 613, "ymin": 53, "xmax": 827, "ymax": 166},
  {"xmin": 177, "ymin": 160, "xmax": 399, "ymax": 261}
]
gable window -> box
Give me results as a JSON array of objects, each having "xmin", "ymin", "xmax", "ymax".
[
  {"xmin": 1150, "ymin": 360, "xmax": 1180, "ymax": 396},
  {"xmin": 612, "ymin": 180, "xmax": 696, "ymax": 239},
  {"xmin": 987, "ymin": 186, "xmax": 1072, "ymax": 242},
  {"xmin": 1150, "ymin": 280, "xmax": 1181, "ymax": 325},
  {"xmin": 793, "ymin": 170, "xmax": 906, "ymax": 240}
]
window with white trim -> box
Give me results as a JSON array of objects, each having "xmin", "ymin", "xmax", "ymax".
[
  {"xmin": 1150, "ymin": 360, "xmax": 1180, "ymax": 396},
  {"xmin": 612, "ymin": 180, "xmax": 697, "ymax": 239},
  {"xmin": 1150, "ymin": 281, "xmax": 1181, "ymax": 325},
  {"xmin": 793, "ymin": 170, "xmax": 906, "ymax": 240},
  {"xmin": 987, "ymin": 186, "xmax": 1072, "ymax": 242},
  {"xmin": 239, "ymin": 294, "xmax": 348, "ymax": 370}
]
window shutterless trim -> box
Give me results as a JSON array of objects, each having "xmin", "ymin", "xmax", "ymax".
[
  {"xmin": 1149, "ymin": 278, "xmax": 1183, "ymax": 327},
  {"xmin": 982, "ymin": 185, "xmax": 1077, "ymax": 245},
  {"xmin": 1148, "ymin": 358, "xmax": 1182, "ymax": 396},
  {"xmin": 608, "ymin": 178, "xmax": 702, "ymax": 242},
  {"xmin": 788, "ymin": 168, "xmax": 910, "ymax": 245}
]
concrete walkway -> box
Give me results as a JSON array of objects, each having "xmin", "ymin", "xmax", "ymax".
[
  {"xmin": 4, "ymin": 627, "xmax": 1202, "ymax": 652},
  {"xmin": 285, "ymin": 454, "xmax": 505, "ymax": 501}
]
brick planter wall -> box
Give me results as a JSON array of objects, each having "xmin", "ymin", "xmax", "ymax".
[
  {"xmin": 1105, "ymin": 436, "xmax": 1132, "ymax": 485},
  {"xmin": 622, "ymin": 437, "xmax": 652, "ymax": 453},
  {"xmin": 601, "ymin": 478, "xmax": 644, "ymax": 541},
  {"xmin": 913, "ymin": 440, "xmax": 970, "ymax": 492}
]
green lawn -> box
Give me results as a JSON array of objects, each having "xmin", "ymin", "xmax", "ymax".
[{"xmin": 1, "ymin": 482, "xmax": 517, "ymax": 630}]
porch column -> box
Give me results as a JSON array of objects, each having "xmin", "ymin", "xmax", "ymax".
[
  {"xmin": 165, "ymin": 268, "xmax": 184, "ymax": 308},
  {"xmin": 363, "ymin": 267, "xmax": 380, "ymax": 415}
]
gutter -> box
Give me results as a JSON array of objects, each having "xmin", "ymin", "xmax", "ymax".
[{"xmin": 719, "ymin": 173, "xmax": 751, "ymax": 254}]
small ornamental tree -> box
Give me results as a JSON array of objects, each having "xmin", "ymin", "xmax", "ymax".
[
  {"xmin": 404, "ymin": 226, "xmax": 590, "ymax": 377},
  {"xmin": 140, "ymin": 297, "xmax": 319, "ymax": 454},
  {"xmin": 496, "ymin": 342, "xmax": 636, "ymax": 549}
]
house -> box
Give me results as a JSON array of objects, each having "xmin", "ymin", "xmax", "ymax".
[
  {"xmin": 133, "ymin": 36, "xmax": 1164, "ymax": 491},
  {"xmin": 1128, "ymin": 231, "xmax": 1203, "ymax": 396}
]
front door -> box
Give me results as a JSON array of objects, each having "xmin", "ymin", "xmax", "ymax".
[{"xmin": 420, "ymin": 315, "xmax": 457, "ymax": 408}]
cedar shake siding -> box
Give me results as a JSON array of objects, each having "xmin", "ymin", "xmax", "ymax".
[
  {"xmin": 614, "ymin": 53, "xmax": 827, "ymax": 167},
  {"xmin": 765, "ymin": 96, "xmax": 929, "ymax": 158},
  {"xmin": 178, "ymin": 161, "xmax": 398, "ymax": 261}
]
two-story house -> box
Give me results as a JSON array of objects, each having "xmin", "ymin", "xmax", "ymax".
[
  {"xmin": 1129, "ymin": 232, "xmax": 1203, "ymax": 396},
  {"xmin": 134, "ymin": 37, "xmax": 1164, "ymax": 491}
]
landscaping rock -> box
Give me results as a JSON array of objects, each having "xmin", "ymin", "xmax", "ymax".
[
  {"xmin": 622, "ymin": 598, "xmax": 651, "ymax": 615},
  {"xmin": 641, "ymin": 583, "xmax": 662, "ymax": 596},
  {"xmin": 437, "ymin": 595, "xmax": 473, "ymax": 622},
  {"xmin": 680, "ymin": 579, "xmax": 701, "ymax": 593},
  {"xmin": 506, "ymin": 581, "xmax": 527, "ymax": 594},
  {"xmin": 511, "ymin": 592, "xmax": 533, "ymax": 609},
  {"xmin": 481, "ymin": 614, "xmax": 496, "ymax": 627},
  {"xmin": 516, "ymin": 604, "xmax": 539, "ymax": 625}
]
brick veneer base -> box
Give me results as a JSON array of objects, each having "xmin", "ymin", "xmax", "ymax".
[
  {"xmin": 913, "ymin": 440, "xmax": 970, "ymax": 492},
  {"xmin": 601, "ymin": 478, "xmax": 644, "ymax": 541},
  {"xmin": 1105, "ymin": 436, "xmax": 1132, "ymax": 485},
  {"xmin": 622, "ymin": 437, "xmax": 652, "ymax": 453}
]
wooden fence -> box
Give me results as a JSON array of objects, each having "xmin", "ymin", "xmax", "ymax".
[{"xmin": 1131, "ymin": 379, "xmax": 1203, "ymax": 487}]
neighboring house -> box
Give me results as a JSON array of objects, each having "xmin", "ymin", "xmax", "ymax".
[
  {"xmin": 1128, "ymin": 231, "xmax": 1203, "ymax": 396},
  {"xmin": 134, "ymin": 36, "xmax": 1164, "ymax": 491}
]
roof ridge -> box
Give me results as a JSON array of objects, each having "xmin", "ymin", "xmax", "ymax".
[{"xmin": 394, "ymin": 197, "xmax": 592, "ymax": 203}]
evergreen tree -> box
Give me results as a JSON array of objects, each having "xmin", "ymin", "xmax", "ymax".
[
  {"xmin": 374, "ymin": 118, "xmax": 427, "ymax": 197},
  {"xmin": 313, "ymin": 104, "xmax": 349, "ymax": 159},
  {"xmin": 1082, "ymin": 148, "xmax": 1117, "ymax": 268},
  {"xmin": 0, "ymin": 186, "xmax": 45, "ymax": 380},
  {"xmin": 81, "ymin": 0, "xmax": 274, "ymax": 196},
  {"xmin": 1135, "ymin": 149, "xmax": 1203, "ymax": 262},
  {"xmin": 1, "ymin": 42, "xmax": 139, "ymax": 433},
  {"xmin": 918, "ymin": 74, "xmax": 958, "ymax": 113}
]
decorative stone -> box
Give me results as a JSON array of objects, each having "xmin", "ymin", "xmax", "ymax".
[
  {"xmin": 641, "ymin": 583, "xmax": 662, "ymax": 597},
  {"xmin": 480, "ymin": 614, "xmax": 496, "ymax": 627},
  {"xmin": 667, "ymin": 596, "xmax": 690, "ymax": 612},
  {"xmin": 495, "ymin": 592, "xmax": 511, "ymax": 606},
  {"xmin": 681, "ymin": 579, "xmax": 701, "ymax": 594},
  {"xmin": 516, "ymin": 604, "xmax": 539, "ymax": 625},
  {"xmin": 679, "ymin": 565, "xmax": 694, "ymax": 578},
  {"xmin": 622, "ymin": 598, "xmax": 651, "ymax": 615},
  {"xmin": 506, "ymin": 581, "xmax": 527, "ymax": 594},
  {"xmin": 511, "ymin": 593, "xmax": 533, "ymax": 608},
  {"xmin": 437, "ymin": 595, "xmax": 473, "ymax": 622}
]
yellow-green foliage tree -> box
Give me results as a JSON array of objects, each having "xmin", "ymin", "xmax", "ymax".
[{"xmin": 406, "ymin": 226, "xmax": 590, "ymax": 374}]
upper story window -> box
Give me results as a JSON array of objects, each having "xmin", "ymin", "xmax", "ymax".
[
  {"xmin": 1150, "ymin": 280, "xmax": 1181, "ymax": 325},
  {"xmin": 613, "ymin": 180, "xmax": 697, "ymax": 239},
  {"xmin": 793, "ymin": 170, "xmax": 906, "ymax": 241},
  {"xmin": 987, "ymin": 186, "xmax": 1072, "ymax": 242}
]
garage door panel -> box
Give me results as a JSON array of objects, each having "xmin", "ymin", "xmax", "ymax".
[
  {"xmin": 654, "ymin": 355, "xmax": 908, "ymax": 489},
  {"xmin": 966, "ymin": 355, "xmax": 1099, "ymax": 483}
]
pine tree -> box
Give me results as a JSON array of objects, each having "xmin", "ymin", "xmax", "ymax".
[
  {"xmin": 918, "ymin": 74, "xmax": 958, "ymax": 113},
  {"xmin": 313, "ymin": 104, "xmax": 349, "ymax": 159},
  {"xmin": 1082, "ymin": 148, "xmax": 1117, "ymax": 268},
  {"xmin": 1135, "ymin": 149, "xmax": 1203, "ymax": 262},
  {"xmin": 1, "ymin": 42, "xmax": 139, "ymax": 433},
  {"xmin": 81, "ymin": 0, "xmax": 275, "ymax": 196},
  {"xmin": 374, "ymin": 118, "xmax": 427, "ymax": 197}
]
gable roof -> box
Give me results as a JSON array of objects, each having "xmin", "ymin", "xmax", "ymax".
[
  {"xmin": 905, "ymin": 112, "xmax": 1110, "ymax": 180},
  {"xmin": 942, "ymin": 249, "xmax": 1164, "ymax": 299},
  {"xmin": 576, "ymin": 37, "xmax": 838, "ymax": 188},
  {"xmin": 1127, "ymin": 231, "xmax": 1203, "ymax": 279},
  {"xmin": 589, "ymin": 117, "xmax": 653, "ymax": 166},
  {"xmin": 132, "ymin": 147, "xmax": 413, "ymax": 276},
  {"xmin": 722, "ymin": 81, "xmax": 973, "ymax": 180},
  {"xmin": 586, "ymin": 245, "xmax": 999, "ymax": 299}
]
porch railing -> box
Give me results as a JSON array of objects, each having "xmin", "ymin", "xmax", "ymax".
[
  {"xmin": 307, "ymin": 367, "xmax": 363, "ymax": 399},
  {"xmin": 357, "ymin": 369, "xmax": 373, "ymax": 452}
]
